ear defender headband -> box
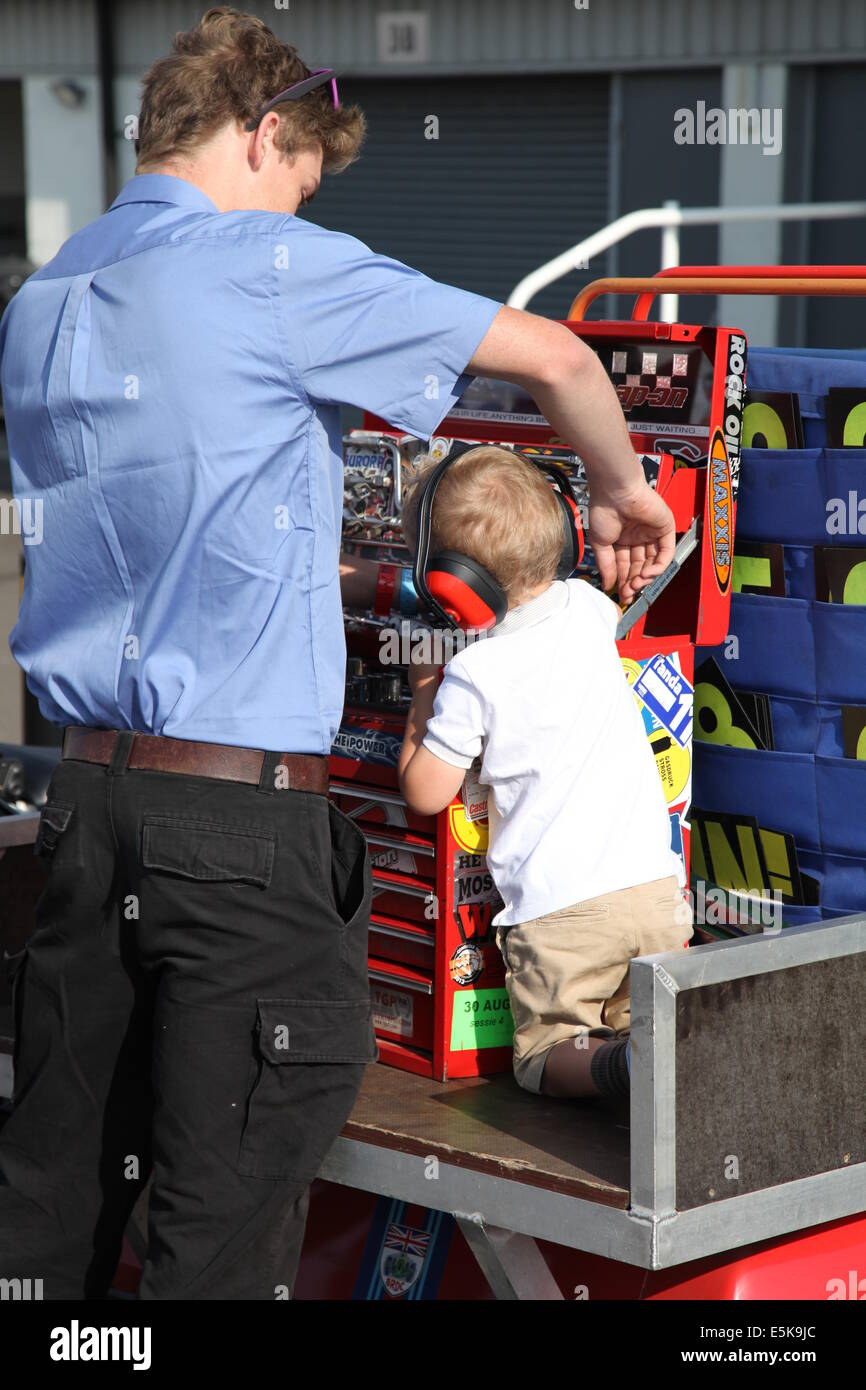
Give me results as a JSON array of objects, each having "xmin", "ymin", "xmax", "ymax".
[{"xmin": 411, "ymin": 442, "xmax": 584, "ymax": 632}]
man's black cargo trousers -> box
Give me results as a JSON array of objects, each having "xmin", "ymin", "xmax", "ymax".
[{"xmin": 0, "ymin": 744, "xmax": 376, "ymax": 1299}]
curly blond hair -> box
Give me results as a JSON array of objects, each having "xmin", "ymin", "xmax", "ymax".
[{"xmin": 135, "ymin": 6, "xmax": 365, "ymax": 174}]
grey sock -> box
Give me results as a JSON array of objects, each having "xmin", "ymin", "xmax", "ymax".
[{"xmin": 589, "ymin": 1039, "xmax": 630, "ymax": 1099}]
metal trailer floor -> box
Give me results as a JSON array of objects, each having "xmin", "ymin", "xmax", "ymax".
[
  {"xmin": 322, "ymin": 918, "xmax": 866, "ymax": 1296},
  {"xmin": 4, "ymin": 808, "xmax": 866, "ymax": 1300},
  {"xmin": 341, "ymin": 1063, "xmax": 630, "ymax": 1208}
]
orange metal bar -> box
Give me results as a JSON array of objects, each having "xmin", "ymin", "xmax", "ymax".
[
  {"xmin": 629, "ymin": 265, "xmax": 866, "ymax": 321},
  {"xmin": 568, "ymin": 275, "xmax": 866, "ymax": 321}
]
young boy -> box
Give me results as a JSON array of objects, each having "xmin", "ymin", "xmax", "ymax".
[{"xmin": 398, "ymin": 445, "xmax": 691, "ymax": 1101}]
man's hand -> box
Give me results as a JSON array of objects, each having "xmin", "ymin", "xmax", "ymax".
[{"xmin": 588, "ymin": 480, "xmax": 677, "ymax": 604}]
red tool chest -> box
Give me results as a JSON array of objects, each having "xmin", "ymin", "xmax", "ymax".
[{"xmin": 334, "ymin": 317, "xmax": 745, "ymax": 1081}]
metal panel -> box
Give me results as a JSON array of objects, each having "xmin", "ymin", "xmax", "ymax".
[
  {"xmin": 2, "ymin": 1, "xmax": 866, "ymax": 76},
  {"xmin": 321, "ymin": 918, "xmax": 866, "ymax": 1272},
  {"xmin": 801, "ymin": 62, "xmax": 866, "ymax": 349},
  {"xmin": 616, "ymin": 67, "xmax": 723, "ymax": 323},
  {"xmin": 320, "ymin": 1136, "xmax": 654, "ymax": 1266},
  {"xmin": 302, "ymin": 74, "xmax": 610, "ymax": 318},
  {"xmin": 0, "ymin": 0, "xmax": 96, "ymax": 76}
]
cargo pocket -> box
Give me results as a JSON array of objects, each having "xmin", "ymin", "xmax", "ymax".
[
  {"xmin": 32, "ymin": 798, "xmax": 83, "ymax": 926},
  {"xmin": 34, "ymin": 800, "xmax": 76, "ymax": 860},
  {"xmin": 237, "ymin": 997, "xmax": 378, "ymax": 1182},
  {"xmin": 141, "ymin": 815, "xmax": 275, "ymax": 887}
]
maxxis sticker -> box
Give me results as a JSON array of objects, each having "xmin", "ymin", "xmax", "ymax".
[{"xmin": 708, "ymin": 426, "xmax": 733, "ymax": 595}]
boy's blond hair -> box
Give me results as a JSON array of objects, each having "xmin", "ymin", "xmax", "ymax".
[{"xmin": 402, "ymin": 446, "xmax": 565, "ymax": 597}]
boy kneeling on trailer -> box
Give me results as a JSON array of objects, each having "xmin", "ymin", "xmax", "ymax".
[{"xmin": 399, "ymin": 445, "xmax": 691, "ymax": 1101}]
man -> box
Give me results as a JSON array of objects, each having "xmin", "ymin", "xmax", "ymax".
[{"xmin": 0, "ymin": 7, "xmax": 674, "ymax": 1299}]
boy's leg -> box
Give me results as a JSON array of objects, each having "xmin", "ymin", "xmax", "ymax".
[
  {"xmin": 496, "ymin": 897, "xmax": 633, "ymax": 1099},
  {"xmin": 501, "ymin": 876, "xmax": 690, "ymax": 1100},
  {"xmin": 602, "ymin": 875, "xmax": 692, "ymax": 1035},
  {"xmin": 0, "ymin": 760, "xmax": 153, "ymax": 1298},
  {"xmin": 543, "ymin": 876, "xmax": 691, "ymax": 1097}
]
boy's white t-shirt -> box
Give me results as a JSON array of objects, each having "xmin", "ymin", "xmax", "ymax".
[{"xmin": 422, "ymin": 578, "xmax": 685, "ymax": 927}]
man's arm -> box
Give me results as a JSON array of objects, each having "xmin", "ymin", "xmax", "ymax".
[
  {"xmin": 467, "ymin": 306, "xmax": 676, "ymax": 603},
  {"xmin": 339, "ymin": 552, "xmax": 379, "ymax": 609}
]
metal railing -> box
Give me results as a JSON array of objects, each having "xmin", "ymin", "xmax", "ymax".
[{"xmin": 507, "ymin": 201, "xmax": 866, "ymax": 320}]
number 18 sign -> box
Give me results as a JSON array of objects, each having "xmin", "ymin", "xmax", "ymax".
[{"xmin": 633, "ymin": 654, "xmax": 694, "ymax": 748}]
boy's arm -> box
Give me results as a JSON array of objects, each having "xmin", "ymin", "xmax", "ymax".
[{"xmin": 399, "ymin": 663, "xmax": 471, "ymax": 816}]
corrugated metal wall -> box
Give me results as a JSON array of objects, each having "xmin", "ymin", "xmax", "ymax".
[
  {"xmin": 1, "ymin": 0, "xmax": 865, "ymax": 77},
  {"xmin": 112, "ymin": 0, "xmax": 866, "ymax": 72},
  {"xmin": 0, "ymin": 0, "xmax": 95, "ymax": 76},
  {"xmin": 303, "ymin": 74, "xmax": 610, "ymax": 318}
]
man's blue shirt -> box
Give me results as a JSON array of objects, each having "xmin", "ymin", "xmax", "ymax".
[{"xmin": 0, "ymin": 174, "xmax": 500, "ymax": 752}]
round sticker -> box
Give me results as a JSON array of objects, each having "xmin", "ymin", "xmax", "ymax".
[
  {"xmin": 449, "ymin": 803, "xmax": 489, "ymax": 853},
  {"xmin": 449, "ymin": 943, "xmax": 484, "ymax": 986},
  {"xmin": 620, "ymin": 657, "xmax": 644, "ymax": 688},
  {"xmin": 649, "ymin": 730, "xmax": 691, "ymax": 804}
]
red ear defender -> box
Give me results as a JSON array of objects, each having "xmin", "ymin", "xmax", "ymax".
[
  {"xmin": 411, "ymin": 443, "xmax": 584, "ymax": 632},
  {"xmin": 555, "ymin": 489, "xmax": 585, "ymax": 575},
  {"xmin": 425, "ymin": 552, "xmax": 507, "ymax": 631}
]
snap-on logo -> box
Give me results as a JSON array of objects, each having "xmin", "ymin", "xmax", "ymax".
[{"xmin": 709, "ymin": 427, "xmax": 732, "ymax": 594}]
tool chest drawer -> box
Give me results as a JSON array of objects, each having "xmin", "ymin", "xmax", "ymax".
[
  {"xmin": 370, "ymin": 868, "xmax": 433, "ymax": 925},
  {"xmin": 369, "ymin": 913, "xmax": 435, "ymax": 972},
  {"xmin": 369, "ymin": 959, "xmax": 434, "ymax": 1050},
  {"xmin": 330, "ymin": 780, "xmax": 436, "ymax": 836},
  {"xmin": 365, "ymin": 829, "xmax": 436, "ymax": 882}
]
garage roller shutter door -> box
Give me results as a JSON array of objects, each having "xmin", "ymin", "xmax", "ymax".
[{"xmin": 303, "ymin": 74, "xmax": 610, "ymax": 319}]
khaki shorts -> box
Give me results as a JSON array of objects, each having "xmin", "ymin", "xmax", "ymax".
[{"xmin": 495, "ymin": 876, "xmax": 693, "ymax": 1094}]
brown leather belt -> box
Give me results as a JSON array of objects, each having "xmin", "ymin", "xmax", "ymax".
[{"xmin": 62, "ymin": 726, "xmax": 330, "ymax": 794}]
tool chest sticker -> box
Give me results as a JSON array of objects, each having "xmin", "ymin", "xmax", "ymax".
[
  {"xmin": 450, "ymin": 988, "xmax": 513, "ymax": 1051},
  {"xmin": 453, "ymin": 851, "xmax": 502, "ymax": 948},
  {"xmin": 449, "ymin": 942, "xmax": 484, "ymax": 986},
  {"xmin": 368, "ymin": 841, "xmax": 419, "ymax": 875},
  {"xmin": 371, "ymin": 984, "xmax": 414, "ymax": 1037},
  {"xmin": 622, "ymin": 654, "xmax": 693, "ymax": 814},
  {"xmin": 633, "ymin": 654, "xmax": 694, "ymax": 747},
  {"xmin": 352, "ymin": 1199, "xmax": 454, "ymax": 1301},
  {"xmin": 448, "ymin": 802, "xmax": 489, "ymax": 854},
  {"xmin": 332, "ymin": 722, "xmax": 402, "ymax": 766},
  {"xmin": 461, "ymin": 757, "xmax": 489, "ymax": 823},
  {"xmin": 649, "ymin": 729, "xmax": 691, "ymax": 805},
  {"xmin": 709, "ymin": 426, "xmax": 733, "ymax": 594}
]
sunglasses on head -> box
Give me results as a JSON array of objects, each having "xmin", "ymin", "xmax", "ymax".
[{"xmin": 244, "ymin": 68, "xmax": 339, "ymax": 132}]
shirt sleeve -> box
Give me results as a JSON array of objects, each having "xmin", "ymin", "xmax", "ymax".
[
  {"xmin": 277, "ymin": 221, "xmax": 502, "ymax": 438},
  {"xmin": 422, "ymin": 664, "xmax": 486, "ymax": 770},
  {"xmin": 569, "ymin": 577, "xmax": 620, "ymax": 634}
]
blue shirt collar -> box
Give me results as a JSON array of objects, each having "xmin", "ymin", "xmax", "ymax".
[{"xmin": 109, "ymin": 173, "xmax": 219, "ymax": 215}]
